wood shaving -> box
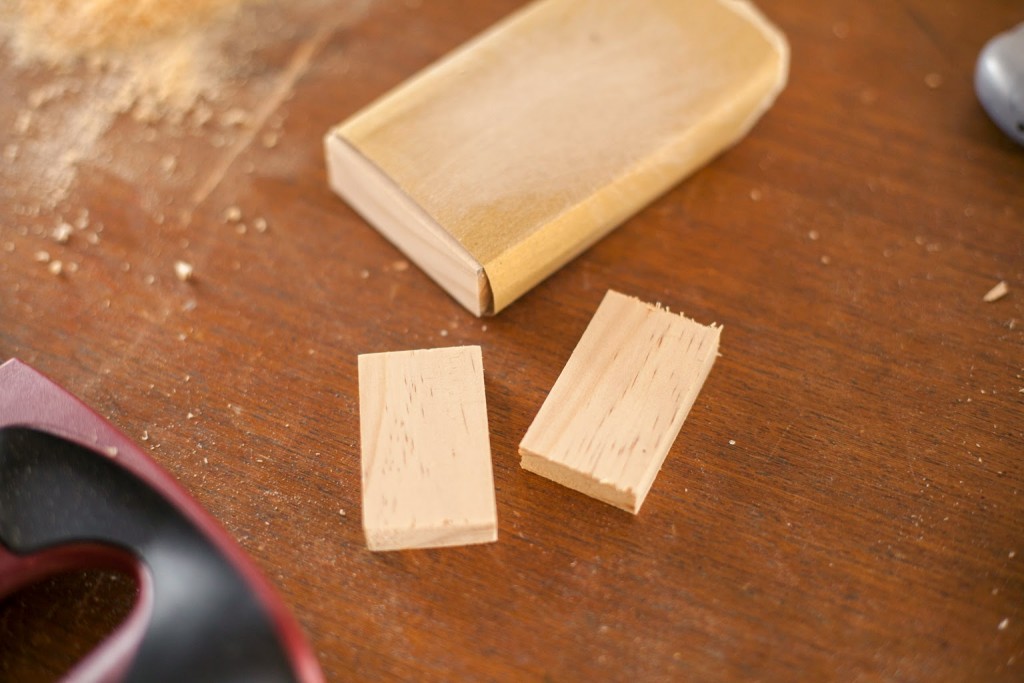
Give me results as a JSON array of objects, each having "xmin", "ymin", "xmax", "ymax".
[
  {"xmin": 159, "ymin": 154, "xmax": 178, "ymax": 174},
  {"xmin": 219, "ymin": 107, "xmax": 249, "ymax": 127},
  {"xmin": 983, "ymin": 281, "xmax": 1009, "ymax": 303},
  {"xmin": 0, "ymin": 0, "xmax": 246, "ymax": 208},
  {"xmin": 252, "ymin": 216, "xmax": 268, "ymax": 233},
  {"xmin": 174, "ymin": 259, "xmax": 194, "ymax": 281},
  {"xmin": 14, "ymin": 110, "xmax": 32, "ymax": 134},
  {"xmin": 47, "ymin": 259, "xmax": 63, "ymax": 275},
  {"xmin": 52, "ymin": 222, "xmax": 73, "ymax": 243},
  {"xmin": 223, "ymin": 205, "xmax": 242, "ymax": 222}
]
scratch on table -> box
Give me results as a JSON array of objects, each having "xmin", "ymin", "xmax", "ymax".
[
  {"xmin": 765, "ymin": 423, "xmax": 793, "ymax": 461},
  {"xmin": 184, "ymin": 0, "xmax": 374, "ymax": 222}
]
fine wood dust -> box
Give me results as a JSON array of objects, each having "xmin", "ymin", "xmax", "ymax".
[
  {"xmin": 1, "ymin": 0, "xmax": 250, "ymax": 123},
  {"xmin": 0, "ymin": 0, "xmax": 371, "ymax": 214}
]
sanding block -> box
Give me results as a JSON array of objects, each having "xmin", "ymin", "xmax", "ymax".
[{"xmin": 326, "ymin": 0, "xmax": 789, "ymax": 314}]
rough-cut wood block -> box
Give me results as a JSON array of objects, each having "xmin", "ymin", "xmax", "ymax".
[
  {"xmin": 325, "ymin": 0, "xmax": 788, "ymax": 315},
  {"xmin": 359, "ymin": 346, "xmax": 497, "ymax": 550},
  {"xmin": 519, "ymin": 290, "xmax": 721, "ymax": 513}
]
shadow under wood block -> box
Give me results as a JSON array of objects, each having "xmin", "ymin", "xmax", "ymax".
[
  {"xmin": 326, "ymin": 0, "xmax": 788, "ymax": 315},
  {"xmin": 520, "ymin": 290, "xmax": 721, "ymax": 514},
  {"xmin": 358, "ymin": 346, "xmax": 498, "ymax": 551}
]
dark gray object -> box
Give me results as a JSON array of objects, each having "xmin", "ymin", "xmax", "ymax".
[{"xmin": 975, "ymin": 22, "xmax": 1024, "ymax": 146}]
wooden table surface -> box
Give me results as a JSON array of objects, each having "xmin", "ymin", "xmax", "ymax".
[{"xmin": 2, "ymin": 1, "xmax": 1022, "ymax": 680}]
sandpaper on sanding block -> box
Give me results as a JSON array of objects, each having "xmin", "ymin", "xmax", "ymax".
[{"xmin": 325, "ymin": 0, "xmax": 789, "ymax": 315}]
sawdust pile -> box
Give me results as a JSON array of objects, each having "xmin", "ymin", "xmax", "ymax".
[
  {"xmin": 1, "ymin": 0, "xmax": 250, "ymax": 120},
  {"xmin": 6, "ymin": 0, "xmax": 241, "ymax": 59},
  {"xmin": 0, "ymin": 0, "xmax": 266, "ymax": 211}
]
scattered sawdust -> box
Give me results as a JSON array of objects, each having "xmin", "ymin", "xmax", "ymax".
[
  {"xmin": 983, "ymin": 281, "xmax": 1009, "ymax": 303},
  {"xmin": 223, "ymin": 205, "xmax": 242, "ymax": 222},
  {"xmin": 808, "ymin": 229, "xmax": 819, "ymax": 241},
  {"xmin": 33, "ymin": 249, "xmax": 49, "ymax": 262},
  {"xmin": 252, "ymin": 216, "xmax": 268, "ymax": 233},
  {"xmin": 998, "ymin": 618, "xmax": 1009, "ymax": 631},
  {"xmin": 47, "ymin": 259, "xmax": 63, "ymax": 275},
  {"xmin": 924, "ymin": 72, "xmax": 943, "ymax": 89},
  {"xmin": 820, "ymin": 255, "xmax": 831, "ymax": 265},
  {"xmin": 749, "ymin": 188, "xmax": 763, "ymax": 201}
]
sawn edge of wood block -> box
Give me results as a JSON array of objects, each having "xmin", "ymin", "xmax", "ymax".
[{"xmin": 519, "ymin": 290, "xmax": 721, "ymax": 514}]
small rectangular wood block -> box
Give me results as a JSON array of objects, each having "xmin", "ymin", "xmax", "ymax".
[
  {"xmin": 359, "ymin": 346, "xmax": 497, "ymax": 550},
  {"xmin": 519, "ymin": 290, "xmax": 721, "ymax": 513},
  {"xmin": 326, "ymin": 0, "xmax": 788, "ymax": 315}
]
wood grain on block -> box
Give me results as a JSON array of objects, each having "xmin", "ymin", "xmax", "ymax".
[
  {"xmin": 359, "ymin": 346, "xmax": 497, "ymax": 550},
  {"xmin": 519, "ymin": 290, "xmax": 721, "ymax": 513},
  {"xmin": 325, "ymin": 0, "xmax": 789, "ymax": 315}
]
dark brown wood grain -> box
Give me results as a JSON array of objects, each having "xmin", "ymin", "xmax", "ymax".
[{"xmin": 1, "ymin": 1, "xmax": 1022, "ymax": 681}]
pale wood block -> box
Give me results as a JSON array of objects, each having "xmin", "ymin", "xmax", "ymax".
[
  {"xmin": 519, "ymin": 290, "xmax": 721, "ymax": 513},
  {"xmin": 325, "ymin": 0, "xmax": 789, "ymax": 315},
  {"xmin": 359, "ymin": 346, "xmax": 497, "ymax": 550}
]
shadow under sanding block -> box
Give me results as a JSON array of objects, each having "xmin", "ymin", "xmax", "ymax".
[{"xmin": 325, "ymin": 0, "xmax": 789, "ymax": 315}]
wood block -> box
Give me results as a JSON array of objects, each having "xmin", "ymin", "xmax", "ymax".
[
  {"xmin": 358, "ymin": 346, "xmax": 497, "ymax": 550},
  {"xmin": 325, "ymin": 0, "xmax": 789, "ymax": 315},
  {"xmin": 519, "ymin": 290, "xmax": 721, "ymax": 513}
]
